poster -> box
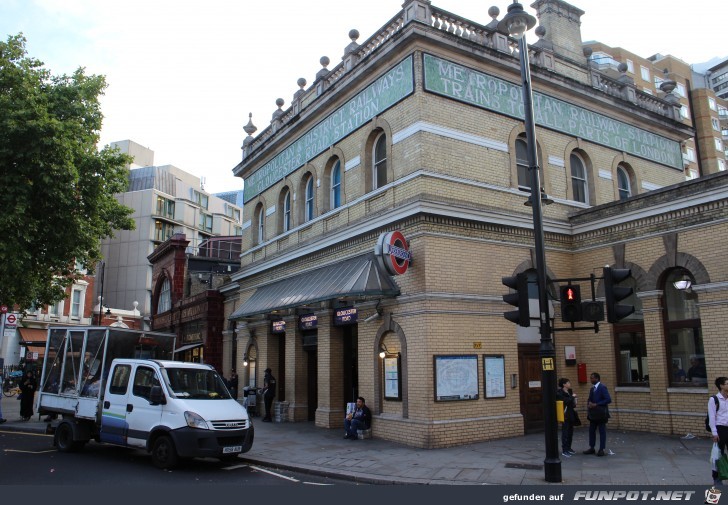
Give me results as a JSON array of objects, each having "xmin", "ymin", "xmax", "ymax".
[
  {"xmin": 384, "ymin": 357, "xmax": 401, "ymax": 400},
  {"xmin": 434, "ymin": 355, "xmax": 479, "ymax": 401},
  {"xmin": 484, "ymin": 355, "xmax": 506, "ymax": 398}
]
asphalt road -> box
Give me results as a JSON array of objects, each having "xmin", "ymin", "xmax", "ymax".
[{"xmin": 0, "ymin": 428, "xmax": 357, "ymax": 487}]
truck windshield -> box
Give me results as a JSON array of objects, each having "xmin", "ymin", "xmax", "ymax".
[{"xmin": 161, "ymin": 368, "xmax": 232, "ymax": 400}]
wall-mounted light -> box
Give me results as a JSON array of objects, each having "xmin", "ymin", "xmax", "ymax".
[
  {"xmin": 243, "ymin": 353, "xmax": 249, "ymax": 367},
  {"xmin": 379, "ymin": 343, "xmax": 389, "ymax": 359},
  {"xmin": 673, "ymin": 275, "xmax": 692, "ymax": 291}
]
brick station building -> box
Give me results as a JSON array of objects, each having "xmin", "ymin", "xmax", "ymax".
[{"xmin": 223, "ymin": 0, "xmax": 728, "ymax": 448}]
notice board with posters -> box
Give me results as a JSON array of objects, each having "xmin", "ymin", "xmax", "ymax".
[{"xmin": 434, "ymin": 355, "xmax": 479, "ymax": 401}]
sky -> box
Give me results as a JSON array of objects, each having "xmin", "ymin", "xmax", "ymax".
[{"xmin": 2, "ymin": 0, "xmax": 725, "ymax": 195}]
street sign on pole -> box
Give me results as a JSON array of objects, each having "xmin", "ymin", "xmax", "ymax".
[{"xmin": 0, "ymin": 305, "xmax": 7, "ymax": 313}]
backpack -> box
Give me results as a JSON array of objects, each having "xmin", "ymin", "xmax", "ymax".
[{"xmin": 706, "ymin": 395, "xmax": 720, "ymax": 432}]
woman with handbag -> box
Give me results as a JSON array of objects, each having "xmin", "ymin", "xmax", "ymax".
[
  {"xmin": 584, "ymin": 372, "xmax": 611, "ymax": 457},
  {"xmin": 556, "ymin": 378, "xmax": 579, "ymax": 457}
]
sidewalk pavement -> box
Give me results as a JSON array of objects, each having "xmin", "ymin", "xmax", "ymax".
[{"xmin": 0, "ymin": 396, "xmax": 714, "ymax": 485}]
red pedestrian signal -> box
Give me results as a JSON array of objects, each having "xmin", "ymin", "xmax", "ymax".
[{"xmin": 560, "ymin": 284, "xmax": 583, "ymax": 323}]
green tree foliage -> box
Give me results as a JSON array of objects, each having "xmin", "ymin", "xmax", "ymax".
[{"xmin": 0, "ymin": 34, "xmax": 135, "ymax": 311}]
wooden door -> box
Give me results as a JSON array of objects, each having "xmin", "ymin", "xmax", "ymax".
[{"xmin": 518, "ymin": 344, "xmax": 544, "ymax": 433}]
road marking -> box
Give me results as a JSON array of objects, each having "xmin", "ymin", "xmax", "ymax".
[
  {"xmin": 222, "ymin": 464, "xmax": 249, "ymax": 471},
  {"xmin": 0, "ymin": 430, "xmax": 52, "ymax": 438},
  {"xmin": 303, "ymin": 482, "xmax": 334, "ymax": 486},
  {"xmin": 249, "ymin": 464, "xmax": 300, "ymax": 482},
  {"xmin": 4, "ymin": 449, "xmax": 56, "ymax": 454}
]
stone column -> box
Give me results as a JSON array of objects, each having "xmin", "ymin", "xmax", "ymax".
[{"xmin": 315, "ymin": 310, "xmax": 345, "ymax": 428}]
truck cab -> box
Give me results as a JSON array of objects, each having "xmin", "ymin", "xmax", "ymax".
[{"xmin": 38, "ymin": 327, "xmax": 253, "ymax": 469}]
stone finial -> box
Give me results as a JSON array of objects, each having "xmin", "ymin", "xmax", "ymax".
[
  {"xmin": 659, "ymin": 70, "xmax": 679, "ymax": 103},
  {"xmin": 242, "ymin": 113, "xmax": 257, "ymax": 157},
  {"xmin": 485, "ymin": 6, "xmax": 500, "ymax": 30},
  {"xmin": 316, "ymin": 56, "xmax": 331, "ymax": 80},
  {"xmin": 243, "ymin": 113, "xmax": 257, "ymax": 137},
  {"xmin": 293, "ymin": 77, "xmax": 307, "ymax": 101},
  {"xmin": 617, "ymin": 62, "xmax": 634, "ymax": 85},
  {"xmin": 535, "ymin": 25, "xmax": 545, "ymax": 38},
  {"xmin": 343, "ymin": 29, "xmax": 360, "ymax": 58},
  {"xmin": 271, "ymin": 99, "xmax": 285, "ymax": 122}
]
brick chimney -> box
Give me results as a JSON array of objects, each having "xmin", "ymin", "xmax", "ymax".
[{"xmin": 530, "ymin": 0, "xmax": 585, "ymax": 62}]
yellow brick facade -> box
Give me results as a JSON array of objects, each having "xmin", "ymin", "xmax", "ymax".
[{"xmin": 222, "ymin": 0, "xmax": 728, "ymax": 448}]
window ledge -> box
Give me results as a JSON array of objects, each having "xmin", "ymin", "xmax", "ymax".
[
  {"xmin": 667, "ymin": 387, "xmax": 708, "ymax": 394},
  {"xmin": 615, "ymin": 386, "xmax": 650, "ymax": 393}
]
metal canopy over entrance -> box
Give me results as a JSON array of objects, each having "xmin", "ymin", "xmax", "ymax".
[{"xmin": 229, "ymin": 253, "xmax": 400, "ymax": 319}]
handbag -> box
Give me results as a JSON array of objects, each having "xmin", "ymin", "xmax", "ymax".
[
  {"xmin": 588, "ymin": 405, "xmax": 609, "ymax": 421},
  {"xmin": 717, "ymin": 455, "xmax": 728, "ymax": 481},
  {"xmin": 17, "ymin": 392, "xmax": 23, "ymax": 400},
  {"xmin": 572, "ymin": 410, "xmax": 582, "ymax": 427}
]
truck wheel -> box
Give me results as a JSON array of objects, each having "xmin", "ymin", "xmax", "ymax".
[
  {"xmin": 55, "ymin": 422, "xmax": 84, "ymax": 453},
  {"xmin": 151, "ymin": 435, "xmax": 179, "ymax": 469}
]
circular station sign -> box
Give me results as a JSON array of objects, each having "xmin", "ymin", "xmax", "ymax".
[
  {"xmin": 5, "ymin": 313, "xmax": 17, "ymax": 325},
  {"xmin": 375, "ymin": 230, "xmax": 412, "ymax": 276}
]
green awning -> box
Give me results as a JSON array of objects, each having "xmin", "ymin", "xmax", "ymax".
[{"xmin": 229, "ymin": 253, "xmax": 400, "ymax": 319}]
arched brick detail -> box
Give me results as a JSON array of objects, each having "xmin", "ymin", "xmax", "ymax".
[
  {"xmin": 649, "ymin": 253, "xmax": 710, "ymax": 289},
  {"xmin": 361, "ymin": 118, "xmax": 394, "ymax": 194},
  {"xmin": 373, "ymin": 313, "xmax": 408, "ymax": 419},
  {"xmin": 510, "ymin": 258, "xmax": 558, "ymax": 299},
  {"xmin": 507, "ymin": 125, "xmax": 550, "ymax": 194},
  {"xmin": 151, "ymin": 269, "xmax": 173, "ymax": 315},
  {"xmin": 596, "ymin": 261, "xmax": 650, "ymax": 297}
]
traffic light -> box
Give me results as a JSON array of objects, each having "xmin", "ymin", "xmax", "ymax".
[
  {"xmin": 603, "ymin": 266, "xmax": 635, "ymax": 323},
  {"xmin": 502, "ymin": 273, "xmax": 530, "ymax": 327},
  {"xmin": 560, "ymin": 284, "xmax": 583, "ymax": 322}
]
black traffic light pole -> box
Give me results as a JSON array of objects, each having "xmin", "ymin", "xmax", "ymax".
[{"xmin": 517, "ymin": 32, "xmax": 561, "ymax": 483}]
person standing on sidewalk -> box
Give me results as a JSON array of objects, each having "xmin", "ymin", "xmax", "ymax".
[
  {"xmin": 261, "ymin": 368, "xmax": 276, "ymax": 422},
  {"xmin": 708, "ymin": 377, "xmax": 728, "ymax": 486},
  {"xmin": 556, "ymin": 378, "xmax": 578, "ymax": 457},
  {"xmin": 0, "ymin": 373, "xmax": 6, "ymax": 423},
  {"xmin": 19, "ymin": 370, "xmax": 37, "ymax": 421},
  {"xmin": 584, "ymin": 372, "xmax": 611, "ymax": 457}
]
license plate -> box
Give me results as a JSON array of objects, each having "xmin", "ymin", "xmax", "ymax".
[{"xmin": 223, "ymin": 446, "xmax": 242, "ymax": 454}]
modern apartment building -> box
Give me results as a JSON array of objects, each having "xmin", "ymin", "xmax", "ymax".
[
  {"xmin": 584, "ymin": 43, "xmax": 728, "ymax": 178},
  {"xmin": 101, "ymin": 140, "xmax": 244, "ymax": 321}
]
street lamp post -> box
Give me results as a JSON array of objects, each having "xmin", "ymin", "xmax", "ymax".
[
  {"xmin": 498, "ymin": 1, "xmax": 561, "ymax": 483},
  {"xmin": 97, "ymin": 260, "xmax": 106, "ymax": 326}
]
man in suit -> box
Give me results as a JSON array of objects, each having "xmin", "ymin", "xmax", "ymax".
[{"xmin": 584, "ymin": 372, "xmax": 612, "ymax": 457}]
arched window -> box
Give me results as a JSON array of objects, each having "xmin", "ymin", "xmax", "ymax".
[
  {"xmin": 570, "ymin": 152, "xmax": 588, "ymax": 203},
  {"xmin": 305, "ymin": 176, "xmax": 315, "ymax": 222},
  {"xmin": 663, "ymin": 268, "xmax": 704, "ymax": 387},
  {"xmin": 516, "ymin": 138, "xmax": 530, "ymax": 188},
  {"xmin": 282, "ymin": 189, "xmax": 291, "ymax": 232},
  {"xmin": 255, "ymin": 204, "xmax": 265, "ymax": 244},
  {"xmin": 157, "ymin": 278, "xmax": 171, "ymax": 314},
  {"xmin": 617, "ymin": 166, "xmax": 632, "ymax": 200},
  {"xmin": 373, "ymin": 133, "xmax": 387, "ymax": 189},
  {"xmin": 331, "ymin": 160, "xmax": 341, "ymax": 210}
]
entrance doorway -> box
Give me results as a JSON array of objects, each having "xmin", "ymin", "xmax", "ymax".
[
  {"xmin": 342, "ymin": 326, "xmax": 358, "ymax": 404},
  {"xmin": 306, "ymin": 349, "xmax": 317, "ymax": 421},
  {"xmin": 518, "ymin": 344, "xmax": 544, "ymax": 433}
]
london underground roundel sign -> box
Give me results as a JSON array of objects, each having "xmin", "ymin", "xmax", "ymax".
[{"xmin": 375, "ymin": 231, "xmax": 412, "ymax": 276}]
